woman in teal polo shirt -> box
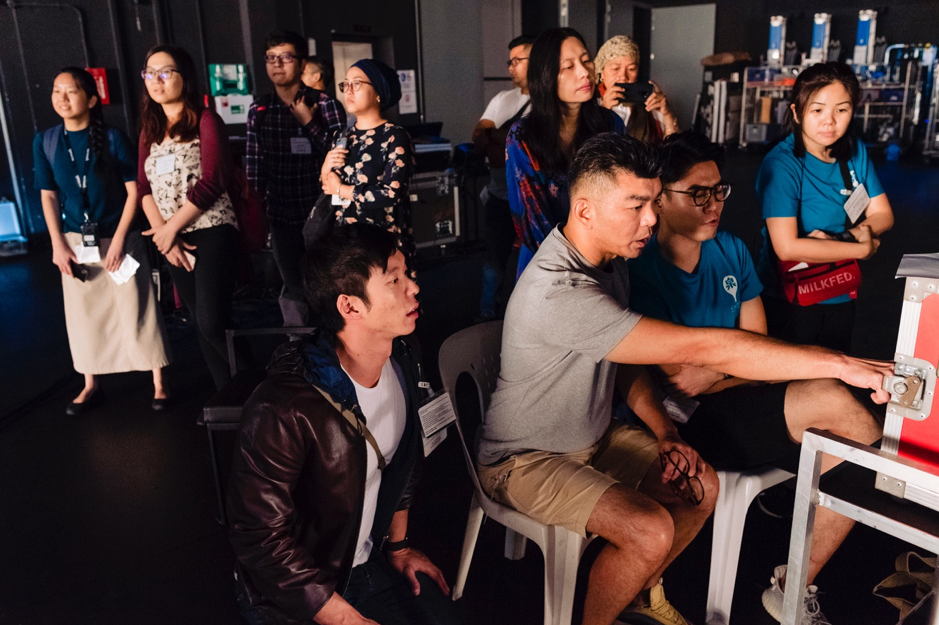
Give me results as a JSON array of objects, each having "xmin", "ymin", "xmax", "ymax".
[
  {"xmin": 756, "ymin": 62, "xmax": 894, "ymax": 352},
  {"xmin": 34, "ymin": 68, "xmax": 170, "ymax": 415}
]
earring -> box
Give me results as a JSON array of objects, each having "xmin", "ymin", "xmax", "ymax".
[{"xmin": 377, "ymin": 95, "xmax": 381, "ymax": 104}]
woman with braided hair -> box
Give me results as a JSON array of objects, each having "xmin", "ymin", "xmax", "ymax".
[{"xmin": 34, "ymin": 67, "xmax": 171, "ymax": 416}]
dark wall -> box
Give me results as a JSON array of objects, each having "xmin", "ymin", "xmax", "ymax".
[{"xmin": 0, "ymin": 0, "xmax": 422, "ymax": 236}]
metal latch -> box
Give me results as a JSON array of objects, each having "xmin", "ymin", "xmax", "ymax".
[{"xmin": 883, "ymin": 356, "xmax": 936, "ymax": 421}]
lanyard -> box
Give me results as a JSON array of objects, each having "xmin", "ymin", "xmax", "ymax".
[{"xmin": 62, "ymin": 126, "xmax": 92, "ymax": 217}]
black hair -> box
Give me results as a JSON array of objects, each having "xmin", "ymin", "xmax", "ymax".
[
  {"xmin": 508, "ymin": 36, "xmax": 536, "ymax": 50},
  {"xmin": 659, "ymin": 131, "xmax": 725, "ymax": 187},
  {"xmin": 521, "ymin": 27, "xmax": 615, "ymax": 175},
  {"xmin": 264, "ymin": 29, "xmax": 307, "ymax": 61},
  {"xmin": 301, "ymin": 224, "xmax": 400, "ymax": 337},
  {"xmin": 139, "ymin": 45, "xmax": 204, "ymax": 147},
  {"xmin": 569, "ymin": 132, "xmax": 661, "ymax": 195},
  {"xmin": 305, "ymin": 55, "xmax": 333, "ymax": 86},
  {"xmin": 787, "ymin": 62, "xmax": 860, "ymax": 162},
  {"xmin": 53, "ymin": 67, "xmax": 113, "ymax": 178}
]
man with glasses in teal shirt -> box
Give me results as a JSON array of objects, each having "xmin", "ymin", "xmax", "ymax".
[{"xmin": 628, "ymin": 131, "xmax": 884, "ymax": 624}]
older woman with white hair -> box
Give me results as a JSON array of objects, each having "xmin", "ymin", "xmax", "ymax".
[{"xmin": 594, "ymin": 35, "xmax": 679, "ymax": 143}]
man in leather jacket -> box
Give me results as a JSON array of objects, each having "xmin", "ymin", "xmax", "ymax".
[{"xmin": 228, "ymin": 224, "xmax": 462, "ymax": 625}]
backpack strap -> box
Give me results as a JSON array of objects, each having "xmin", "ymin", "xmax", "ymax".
[{"xmin": 42, "ymin": 124, "xmax": 63, "ymax": 166}]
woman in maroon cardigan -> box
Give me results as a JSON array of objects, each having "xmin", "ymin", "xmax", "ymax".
[{"xmin": 137, "ymin": 45, "xmax": 240, "ymax": 389}]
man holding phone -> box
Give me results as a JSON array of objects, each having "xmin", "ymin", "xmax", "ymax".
[{"xmin": 246, "ymin": 29, "xmax": 346, "ymax": 327}]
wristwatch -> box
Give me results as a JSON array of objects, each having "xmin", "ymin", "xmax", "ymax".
[{"xmin": 381, "ymin": 536, "xmax": 409, "ymax": 552}]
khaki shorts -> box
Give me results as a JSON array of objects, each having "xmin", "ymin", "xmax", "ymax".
[{"xmin": 477, "ymin": 423, "xmax": 659, "ymax": 537}]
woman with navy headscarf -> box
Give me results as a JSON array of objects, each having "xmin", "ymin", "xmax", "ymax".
[{"xmin": 320, "ymin": 59, "xmax": 416, "ymax": 277}]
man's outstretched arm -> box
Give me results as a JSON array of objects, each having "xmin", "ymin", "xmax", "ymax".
[{"xmin": 606, "ymin": 317, "xmax": 892, "ymax": 403}]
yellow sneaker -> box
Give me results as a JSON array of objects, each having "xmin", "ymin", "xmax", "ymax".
[{"xmin": 618, "ymin": 579, "xmax": 692, "ymax": 625}]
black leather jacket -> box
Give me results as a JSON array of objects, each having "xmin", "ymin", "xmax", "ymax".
[{"xmin": 227, "ymin": 331, "xmax": 426, "ymax": 624}]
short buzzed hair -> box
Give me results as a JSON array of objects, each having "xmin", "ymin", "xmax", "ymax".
[
  {"xmin": 306, "ymin": 55, "xmax": 334, "ymax": 85},
  {"xmin": 569, "ymin": 132, "xmax": 661, "ymax": 197}
]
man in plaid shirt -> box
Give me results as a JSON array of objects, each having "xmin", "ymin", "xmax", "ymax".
[{"xmin": 247, "ymin": 29, "xmax": 346, "ymax": 326}]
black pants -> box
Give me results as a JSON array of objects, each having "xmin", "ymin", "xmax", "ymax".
[
  {"xmin": 764, "ymin": 296, "xmax": 856, "ymax": 353},
  {"xmin": 236, "ymin": 556, "xmax": 464, "ymax": 625},
  {"xmin": 269, "ymin": 222, "xmax": 309, "ymax": 327},
  {"xmin": 478, "ymin": 193, "xmax": 516, "ymax": 318},
  {"xmin": 165, "ymin": 224, "xmax": 238, "ymax": 390}
]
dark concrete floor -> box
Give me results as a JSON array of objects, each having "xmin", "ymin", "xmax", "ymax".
[{"xmin": 1, "ymin": 149, "xmax": 937, "ymax": 625}]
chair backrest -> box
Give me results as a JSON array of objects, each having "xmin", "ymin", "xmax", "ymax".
[
  {"xmin": 225, "ymin": 327, "xmax": 317, "ymax": 377},
  {"xmin": 438, "ymin": 321, "xmax": 503, "ymax": 494}
]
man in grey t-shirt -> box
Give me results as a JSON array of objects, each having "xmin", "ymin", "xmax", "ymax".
[{"xmin": 476, "ymin": 133, "xmax": 893, "ymax": 625}]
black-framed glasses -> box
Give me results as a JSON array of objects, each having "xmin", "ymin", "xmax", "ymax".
[
  {"xmin": 506, "ymin": 57, "xmax": 529, "ymax": 68},
  {"xmin": 338, "ymin": 80, "xmax": 373, "ymax": 94},
  {"xmin": 140, "ymin": 67, "xmax": 180, "ymax": 82},
  {"xmin": 663, "ymin": 182, "xmax": 732, "ymax": 207},
  {"xmin": 265, "ymin": 52, "xmax": 297, "ymax": 65},
  {"xmin": 659, "ymin": 450, "xmax": 705, "ymax": 506}
]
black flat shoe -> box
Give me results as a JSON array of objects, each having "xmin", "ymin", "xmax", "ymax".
[
  {"xmin": 66, "ymin": 388, "xmax": 103, "ymax": 416},
  {"xmin": 151, "ymin": 397, "xmax": 172, "ymax": 412}
]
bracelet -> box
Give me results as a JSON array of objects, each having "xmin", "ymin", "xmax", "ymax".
[{"xmin": 381, "ymin": 536, "xmax": 409, "ymax": 552}]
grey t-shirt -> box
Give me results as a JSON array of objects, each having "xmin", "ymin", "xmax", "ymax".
[{"xmin": 477, "ymin": 227, "xmax": 642, "ymax": 465}]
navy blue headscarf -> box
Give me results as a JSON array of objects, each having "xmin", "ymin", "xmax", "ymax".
[{"xmin": 351, "ymin": 59, "xmax": 401, "ymax": 112}]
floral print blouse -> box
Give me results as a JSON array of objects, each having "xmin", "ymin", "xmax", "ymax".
[{"xmin": 333, "ymin": 122, "xmax": 416, "ymax": 277}]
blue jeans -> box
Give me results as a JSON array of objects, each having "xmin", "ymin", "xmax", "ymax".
[
  {"xmin": 236, "ymin": 556, "xmax": 463, "ymax": 625},
  {"xmin": 478, "ymin": 193, "xmax": 515, "ymax": 318}
]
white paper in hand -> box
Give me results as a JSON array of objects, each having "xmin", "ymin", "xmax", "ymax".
[
  {"xmin": 72, "ymin": 244, "xmax": 101, "ymax": 264},
  {"xmin": 108, "ymin": 254, "xmax": 140, "ymax": 285}
]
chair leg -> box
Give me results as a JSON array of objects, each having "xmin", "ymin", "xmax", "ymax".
[
  {"xmin": 452, "ymin": 493, "xmax": 486, "ymax": 601},
  {"xmin": 207, "ymin": 428, "xmax": 227, "ymax": 526},
  {"xmin": 706, "ymin": 471, "xmax": 751, "ymax": 625},
  {"xmin": 505, "ymin": 528, "xmax": 529, "ymax": 560},
  {"xmin": 543, "ymin": 526, "xmax": 584, "ymax": 625}
]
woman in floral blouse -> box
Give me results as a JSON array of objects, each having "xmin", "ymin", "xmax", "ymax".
[{"xmin": 320, "ymin": 59, "xmax": 416, "ymax": 276}]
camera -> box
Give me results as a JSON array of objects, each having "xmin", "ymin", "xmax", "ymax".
[
  {"xmin": 294, "ymin": 85, "xmax": 323, "ymax": 109},
  {"xmin": 614, "ymin": 82, "xmax": 654, "ymax": 104}
]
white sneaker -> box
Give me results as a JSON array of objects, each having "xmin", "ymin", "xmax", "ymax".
[{"xmin": 761, "ymin": 565, "xmax": 832, "ymax": 624}]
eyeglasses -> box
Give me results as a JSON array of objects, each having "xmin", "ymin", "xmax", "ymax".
[
  {"xmin": 265, "ymin": 52, "xmax": 297, "ymax": 65},
  {"xmin": 663, "ymin": 182, "xmax": 732, "ymax": 207},
  {"xmin": 659, "ymin": 450, "xmax": 705, "ymax": 506},
  {"xmin": 506, "ymin": 57, "xmax": 529, "ymax": 68},
  {"xmin": 338, "ymin": 80, "xmax": 373, "ymax": 94},
  {"xmin": 140, "ymin": 67, "xmax": 180, "ymax": 82}
]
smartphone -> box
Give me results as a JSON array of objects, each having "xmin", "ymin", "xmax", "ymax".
[
  {"xmin": 294, "ymin": 86, "xmax": 323, "ymax": 108},
  {"xmin": 336, "ymin": 137, "xmax": 348, "ymax": 150},
  {"xmin": 69, "ymin": 260, "xmax": 88, "ymax": 282},
  {"xmin": 615, "ymin": 82, "xmax": 654, "ymax": 103}
]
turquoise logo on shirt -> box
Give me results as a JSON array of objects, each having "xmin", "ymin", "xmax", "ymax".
[{"xmin": 723, "ymin": 275, "xmax": 740, "ymax": 316}]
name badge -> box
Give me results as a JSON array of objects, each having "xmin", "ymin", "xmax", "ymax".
[
  {"xmin": 843, "ymin": 183, "xmax": 870, "ymax": 224},
  {"xmin": 418, "ymin": 392, "xmax": 457, "ymax": 457},
  {"xmin": 154, "ymin": 154, "xmax": 176, "ymax": 176},
  {"xmin": 290, "ymin": 137, "xmax": 312, "ymax": 155},
  {"xmin": 80, "ymin": 221, "xmax": 99, "ymax": 248}
]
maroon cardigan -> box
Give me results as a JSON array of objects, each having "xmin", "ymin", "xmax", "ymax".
[{"xmin": 137, "ymin": 108, "xmax": 233, "ymax": 211}]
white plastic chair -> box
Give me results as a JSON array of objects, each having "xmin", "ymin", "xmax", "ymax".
[
  {"xmin": 705, "ymin": 467, "xmax": 795, "ymax": 624},
  {"xmin": 438, "ymin": 321, "xmax": 594, "ymax": 625}
]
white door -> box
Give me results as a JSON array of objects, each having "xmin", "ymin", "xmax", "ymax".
[
  {"xmin": 650, "ymin": 4, "xmax": 716, "ymax": 129},
  {"xmin": 331, "ymin": 41, "xmax": 374, "ymax": 109}
]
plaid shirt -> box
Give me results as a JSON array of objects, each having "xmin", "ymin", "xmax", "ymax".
[{"xmin": 245, "ymin": 91, "xmax": 347, "ymax": 225}]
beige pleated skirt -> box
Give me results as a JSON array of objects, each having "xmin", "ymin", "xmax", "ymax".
[{"xmin": 61, "ymin": 232, "xmax": 172, "ymax": 375}]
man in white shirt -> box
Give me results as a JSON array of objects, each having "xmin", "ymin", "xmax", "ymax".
[{"xmin": 472, "ymin": 35, "xmax": 534, "ymax": 320}]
